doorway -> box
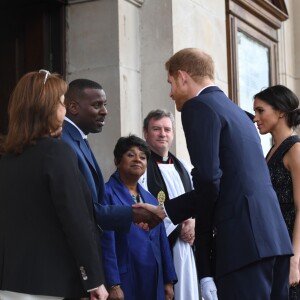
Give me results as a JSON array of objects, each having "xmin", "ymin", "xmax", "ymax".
[{"xmin": 0, "ymin": 0, "xmax": 66, "ymax": 135}]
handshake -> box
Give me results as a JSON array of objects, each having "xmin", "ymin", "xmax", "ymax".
[{"xmin": 132, "ymin": 203, "xmax": 166, "ymax": 229}]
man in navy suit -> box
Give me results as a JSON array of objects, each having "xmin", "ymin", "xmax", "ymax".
[
  {"xmin": 62, "ymin": 79, "xmax": 162, "ymax": 299},
  {"xmin": 61, "ymin": 79, "xmax": 160, "ymax": 232},
  {"xmin": 138, "ymin": 48, "xmax": 293, "ymax": 299}
]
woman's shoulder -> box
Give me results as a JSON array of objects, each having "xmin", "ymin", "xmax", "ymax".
[
  {"xmin": 289, "ymin": 135, "xmax": 300, "ymax": 143},
  {"xmin": 282, "ymin": 137, "xmax": 300, "ymax": 169},
  {"xmin": 40, "ymin": 137, "xmax": 73, "ymax": 152},
  {"xmin": 139, "ymin": 185, "xmax": 159, "ymax": 205},
  {"xmin": 286, "ymin": 140, "xmax": 300, "ymax": 156},
  {"xmin": 281, "ymin": 135, "xmax": 300, "ymax": 156},
  {"xmin": 39, "ymin": 137, "xmax": 77, "ymax": 166}
]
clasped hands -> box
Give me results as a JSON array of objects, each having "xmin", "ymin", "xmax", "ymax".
[
  {"xmin": 132, "ymin": 203, "xmax": 166, "ymax": 229},
  {"xmin": 180, "ymin": 218, "xmax": 195, "ymax": 245}
]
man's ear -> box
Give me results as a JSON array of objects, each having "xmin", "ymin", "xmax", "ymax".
[
  {"xmin": 143, "ymin": 130, "xmax": 148, "ymax": 140},
  {"xmin": 67, "ymin": 100, "xmax": 79, "ymax": 115},
  {"xmin": 178, "ymin": 70, "xmax": 188, "ymax": 83}
]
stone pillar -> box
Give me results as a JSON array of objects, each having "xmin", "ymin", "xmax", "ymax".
[
  {"xmin": 140, "ymin": 0, "xmax": 228, "ymax": 164},
  {"xmin": 66, "ymin": 0, "xmax": 142, "ymax": 179},
  {"xmin": 140, "ymin": 0, "xmax": 174, "ymax": 147},
  {"xmin": 65, "ymin": 0, "xmax": 228, "ymax": 176}
]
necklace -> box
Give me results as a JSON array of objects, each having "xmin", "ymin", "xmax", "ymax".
[{"xmin": 131, "ymin": 194, "xmax": 141, "ymax": 203}]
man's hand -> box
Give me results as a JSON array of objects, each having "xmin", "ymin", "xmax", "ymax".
[
  {"xmin": 90, "ymin": 284, "xmax": 109, "ymax": 300},
  {"xmin": 200, "ymin": 277, "xmax": 218, "ymax": 300},
  {"xmin": 132, "ymin": 203, "xmax": 166, "ymax": 229},
  {"xmin": 180, "ymin": 218, "xmax": 195, "ymax": 245}
]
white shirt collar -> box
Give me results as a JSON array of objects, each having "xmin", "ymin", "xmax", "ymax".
[
  {"xmin": 64, "ymin": 117, "xmax": 88, "ymax": 140},
  {"xmin": 196, "ymin": 84, "xmax": 216, "ymax": 96}
]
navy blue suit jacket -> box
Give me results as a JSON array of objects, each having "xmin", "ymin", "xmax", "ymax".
[
  {"xmin": 61, "ymin": 120, "xmax": 132, "ymax": 231},
  {"xmin": 165, "ymin": 86, "xmax": 293, "ymax": 279}
]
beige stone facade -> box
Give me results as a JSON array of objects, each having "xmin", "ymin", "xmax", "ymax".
[{"xmin": 65, "ymin": 0, "xmax": 300, "ymax": 179}]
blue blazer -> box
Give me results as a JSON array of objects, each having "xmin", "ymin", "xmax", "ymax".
[
  {"xmin": 101, "ymin": 173, "xmax": 177, "ymax": 300},
  {"xmin": 61, "ymin": 121, "xmax": 132, "ymax": 231},
  {"xmin": 165, "ymin": 86, "xmax": 293, "ymax": 279}
]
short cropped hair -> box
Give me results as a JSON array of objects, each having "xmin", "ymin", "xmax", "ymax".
[
  {"xmin": 143, "ymin": 109, "xmax": 175, "ymax": 132},
  {"xmin": 65, "ymin": 79, "xmax": 103, "ymax": 105},
  {"xmin": 113, "ymin": 134, "xmax": 151, "ymax": 165},
  {"xmin": 165, "ymin": 48, "xmax": 214, "ymax": 83}
]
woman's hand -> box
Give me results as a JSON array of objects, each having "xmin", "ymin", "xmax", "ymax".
[
  {"xmin": 164, "ymin": 282, "xmax": 174, "ymax": 300},
  {"xmin": 290, "ymin": 256, "xmax": 300, "ymax": 287},
  {"xmin": 108, "ymin": 285, "xmax": 124, "ymax": 300}
]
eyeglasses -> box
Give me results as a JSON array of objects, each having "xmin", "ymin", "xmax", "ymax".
[{"xmin": 39, "ymin": 69, "xmax": 51, "ymax": 84}]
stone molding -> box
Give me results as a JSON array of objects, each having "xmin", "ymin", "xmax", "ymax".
[
  {"xmin": 66, "ymin": 0, "xmax": 143, "ymax": 6},
  {"xmin": 125, "ymin": 0, "xmax": 144, "ymax": 7},
  {"xmin": 66, "ymin": 0, "xmax": 98, "ymax": 4}
]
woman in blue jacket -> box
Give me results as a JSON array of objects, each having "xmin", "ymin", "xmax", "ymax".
[{"xmin": 101, "ymin": 135, "xmax": 177, "ymax": 300}]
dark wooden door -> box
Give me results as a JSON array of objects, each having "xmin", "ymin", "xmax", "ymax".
[{"xmin": 0, "ymin": 0, "xmax": 65, "ymax": 135}]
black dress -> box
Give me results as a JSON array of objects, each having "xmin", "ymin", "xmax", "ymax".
[{"xmin": 267, "ymin": 135, "xmax": 300, "ymax": 299}]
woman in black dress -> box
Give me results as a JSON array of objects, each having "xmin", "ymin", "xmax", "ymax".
[{"xmin": 253, "ymin": 85, "xmax": 300, "ymax": 299}]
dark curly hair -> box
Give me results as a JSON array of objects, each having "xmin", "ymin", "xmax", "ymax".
[{"xmin": 113, "ymin": 134, "xmax": 151, "ymax": 165}]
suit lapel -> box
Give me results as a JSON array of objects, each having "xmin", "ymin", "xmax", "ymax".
[
  {"xmin": 63, "ymin": 121, "xmax": 104, "ymax": 191},
  {"xmin": 64, "ymin": 121, "xmax": 99, "ymax": 173},
  {"xmin": 78, "ymin": 139, "xmax": 105, "ymax": 195},
  {"xmin": 109, "ymin": 173, "xmax": 135, "ymax": 206},
  {"xmin": 108, "ymin": 174, "xmax": 154, "ymax": 237},
  {"xmin": 139, "ymin": 184, "xmax": 158, "ymax": 205},
  {"xmin": 79, "ymin": 138, "xmax": 97, "ymax": 170}
]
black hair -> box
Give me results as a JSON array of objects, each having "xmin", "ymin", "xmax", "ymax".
[
  {"xmin": 65, "ymin": 79, "xmax": 103, "ymax": 105},
  {"xmin": 68, "ymin": 79, "xmax": 102, "ymax": 90},
  {"xmin": 254, "ymin": 85, "xmax": 300, "ymax": 128},
  {"xmin": 113, "ymin": 134, "xmax": 151, "ymax": 164}
]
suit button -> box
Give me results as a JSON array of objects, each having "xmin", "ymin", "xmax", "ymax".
[{"xmin": 80, "ymin": 266, "xmax": 88, "ymax": 280}]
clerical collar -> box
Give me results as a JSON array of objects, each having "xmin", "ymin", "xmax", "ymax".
[{"xmin": 151, "ymin": 151, "xmax": 172, "ymax": 164}]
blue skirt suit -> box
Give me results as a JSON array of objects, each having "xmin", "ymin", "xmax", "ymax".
[{"xmin": 101, "ymin": 172, "xmax": 177, "ymax": 300}]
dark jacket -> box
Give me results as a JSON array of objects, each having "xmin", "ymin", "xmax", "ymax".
[
  {"xmin": 0, "ymin": 137, "xmax": 104, "ymax": 297},
  {"xmin": 165, "ymin": 86, "xmax": 293, "ymax": 279}
]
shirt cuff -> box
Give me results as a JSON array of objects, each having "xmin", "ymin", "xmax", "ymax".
[
  {"xmin": 87, "ymin": 287, "xmax": 98, "ymax": 292},
  {"xmin": 161, "ymin": 204, "xmax": 169, "ymax": 219}
]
